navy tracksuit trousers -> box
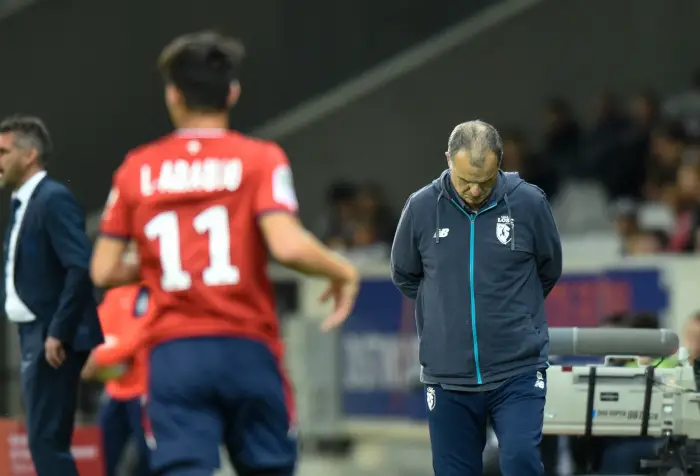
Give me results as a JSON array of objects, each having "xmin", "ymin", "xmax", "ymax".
[
  {"xmin": 426, "ymin": 370, "xmax": 546, "ymax": 476},
  {"xmin": 99, "ymin": 395, "xmax": 152, "ymax": 476}
]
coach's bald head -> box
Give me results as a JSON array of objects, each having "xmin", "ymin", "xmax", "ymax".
[{"xmin": 446, "ymin": 121, "xmax": 503, "ymax": 210}]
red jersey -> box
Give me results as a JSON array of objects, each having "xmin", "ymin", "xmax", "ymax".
[
  {"xmin": 95, "ymin": 285, "xmax": 151, "ymax": 400},
  {"xmin": 100, "ymin": 129, "xmax": 298, "ymax": 349}
]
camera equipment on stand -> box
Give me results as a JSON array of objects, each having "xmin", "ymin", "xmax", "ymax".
[{"xmin": 545, "ymin": 328, "xmax": 700, "ymax": 476}]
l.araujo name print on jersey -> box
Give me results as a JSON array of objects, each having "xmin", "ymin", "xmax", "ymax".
[
  {"xmin": 139, "ymin": 158, "xmax": 243, "ymax": 196},
  {"xmin": 100, "ymin": 130, "xmax": 300, "ymax": 348}
]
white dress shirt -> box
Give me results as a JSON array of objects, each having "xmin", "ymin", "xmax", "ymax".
[{"xmin": 5, "ymin": 170, "xmax": 47, "ymax": 323}]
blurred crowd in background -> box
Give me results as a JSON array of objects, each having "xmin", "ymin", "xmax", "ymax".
[
  {"xmin": 319, "ymin": 68, "xmax": 700, "ymax": 261},
  {"xmin": 315, "ymin": 181, "xmax": 398, "ymax": 262}
]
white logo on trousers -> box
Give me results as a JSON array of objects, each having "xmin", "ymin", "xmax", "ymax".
[
  {"xmin": 427, "ymin": 386, "xmax": 436, "ymax": 410},
  {"xmin": 535, "ymin": 371, "xmax": 545, "ymax": 389}
]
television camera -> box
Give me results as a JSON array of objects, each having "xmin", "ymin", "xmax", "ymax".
[{"xmin": 544, "ymin": 327, "xmax": 700, "ymax": 476}]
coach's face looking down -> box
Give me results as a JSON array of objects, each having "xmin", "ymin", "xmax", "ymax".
[
  {"xmin": 445, "ymin": 120, "xmax": 503, "ymax": 211},
  {"xmin": 447, "ymin": 149, "xmax": 499, "ymax": 210}
]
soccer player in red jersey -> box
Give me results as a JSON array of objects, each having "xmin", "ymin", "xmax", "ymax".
[
  {"xmin": 89, "ymin": 31, "xmax": 360, "ymax": 476},
  {"xmin": 81, "ymin": 284, "xmax": 152, "ymax": 476}
]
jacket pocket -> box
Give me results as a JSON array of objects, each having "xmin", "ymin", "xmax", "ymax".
[
  {"xmin": 478, "ymin": 313, "xmax": 541, "ymax": 369},
  {"xmin": 418, "ymin": 292, "xmax": 475, "ymax": 377}
]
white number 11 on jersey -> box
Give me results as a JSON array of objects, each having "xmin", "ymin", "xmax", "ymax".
[{"xmin": 144, "ymin": 205, "xmax": 240, "ymax": 291}]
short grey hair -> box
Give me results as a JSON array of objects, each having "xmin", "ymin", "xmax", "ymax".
[
  {"xmin": 0, "ymin": 115, "xmax": 52, "ymax": 166},
  {"xmin": 447, "ymin": 120, "xmax": 503, "ymax": 167}
]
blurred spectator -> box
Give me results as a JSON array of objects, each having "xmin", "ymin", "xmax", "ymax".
[
  {"xmin": 663, "ymin": 68, "xmax": 700, "ymax": 139},
  {"xmin": 629, "ymin": 312, "xmax": 679, "ymax": 367},
  {"xmin": 610, "ymin": 199, "xmax": 641, "ymax": 254},
  {"xmin": 644, "ymin": 121, "xmax": 688, "ymax": 206},
  {"xmin": 353, "ymin": 182, "xmax": 397, "ymax": 245},
  {"xmin": 313, "ymin": 69, "xmax": 700, "ymax": 260},
  {"xmin": 316, "ymin": 181, "xmax": 396, "ymax": 261},
  {"xmin": 605, "ymin": 91, "xmax": 660, "ymax": 200},
  {"xmin": 629, "ymin": 312, "xmax": 659, "ymax": 329},
  {"xmin": 341, "ymin": 183, "xmax": 396, "ymax": 263},
  {"xmin": 609, "ymin": 200, "xmax": 668, "ymax": 256},
  {"xmin": 316, "ymin": 181, "xmax": 357, "ymax": 249},
  {"xmin": 542, "ymin": 98, "xmax": 581, "ymax": 177},
  {"xmin": 631, "ymin": 91, "xmax": 661, "ymax": 129},
  {"xmin": 501, "ymin": 128, "xmax": 559, "ymax": 199},
  {"xmin": 599, "ymin": 312, "xmax": 634, "ymax": 368},
  {"xmin": 685, "ymin": 312, "xmax": 700, "ymax": 364},
  {"xmin": 600, "ymin": 312, "xmax": 630, "ymax": 328},
  {"xmin": 625, "ymin": 230, "xmax": 668, "ymax": 255},
  {"xmin": 581, "ymin": 91, "xmax": 630, "ymax": 186},
  {"xmin": 683, "ymin": 145, "xmax": 700, "ymax": 165},
  {"xmin": 667, "ymin": 160, "xmax": 700, "ymax": 252}
]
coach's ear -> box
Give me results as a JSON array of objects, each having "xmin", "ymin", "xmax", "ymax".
[
  {"xmin": 227, "ymin": 81, "xmax": 241, "ymax": 107},
  {"xmin": 445, "ymin": 152, "xmax": 452, "ymax": 169}
]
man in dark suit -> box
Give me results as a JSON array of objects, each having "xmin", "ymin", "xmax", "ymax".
[{"xmin": 0, "ymin": 116, "xmax": 103, "ymax": 476}]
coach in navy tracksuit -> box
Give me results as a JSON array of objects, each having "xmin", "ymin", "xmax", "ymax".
[{"xmin": 391, "ymin": 120, "xmax": 562, "ymax": 476}]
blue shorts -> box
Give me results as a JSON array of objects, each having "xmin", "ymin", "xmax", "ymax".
[{"xmin": 146, "ymin": 336, "xmax": 297, "ymax": 476}]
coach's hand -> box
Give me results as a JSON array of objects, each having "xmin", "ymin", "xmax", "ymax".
[
  {"xmin": 45, "ymin": 337, "xmax": 66, "ymax": 368},
  {"xmin": 319, "ymin": 270, "xmax": 360, "ymax": 332}
]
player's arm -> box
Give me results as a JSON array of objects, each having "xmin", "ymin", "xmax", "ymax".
[
  {"xmin": 91, "ymin": 166, "xmax": 140, "ymax": 288},
  {"xmin": 390, "ymin": 196, "xmax": 423, "ymax": 299},
  {"xmin": 534, "ymin": 193, "xmax": 562, "ymax": 298},
  {"xmin": 260, "ymin": 213, "xmax": 357, "ymax": 281},
  {"xmin": 91, "ymin": 239, "xmax": 140, "ymax": 288},
  {"xmin": 261, "ymin": 212, "xmax": 359, "ymax": 332},
  {"xmin": 256, "ymin": 144, "xmax": 359, "ymax": 330},
  {"xmin": 255, "ymin": 144, "xmax": 357, "ymax": 281}
]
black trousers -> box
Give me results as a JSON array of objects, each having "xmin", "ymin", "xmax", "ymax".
[{"xmin": 19, "ymin": 322, "xmax": 88, "ymax": 476}]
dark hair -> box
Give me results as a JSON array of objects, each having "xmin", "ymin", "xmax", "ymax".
[
  {"xmin": 158, "ymin": 31, "xmax": 245, "ymax": 112},
  {"xmin": 648, "ymin": 229, "xmax": 669, "ymax": 249},
  {"xmin": 546, "ymin": 97, "xmax": 573, "ymax": 118},
  {"xmin": 630, "ymin": 312, "xmax": 659, "ymax": 329},
  {"xmin": 655, "ymin": 120, "xmax": 688, "ymax": 144},
  {"xmin": 499, "ymin": 127, "xmax": 528, "ymax": 146},
  {"xmin": 327, "ymin": 181, "xmax": 357, "ymax": 204},
  {"xmin": 635, "ymin": 90, "xmax": 660, "ymax": 108},
  {"xmin": 0, "ymin": 115, "xmax": 52, "ymax": 166},
  {"xmin": 600, "ymin": 312, "xmax": 630, "ymax": 328}
]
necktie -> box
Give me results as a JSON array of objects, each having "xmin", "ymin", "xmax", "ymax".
[{"xmin": 3, "ymin": 198, "xmax": 22, "ymax": 266}]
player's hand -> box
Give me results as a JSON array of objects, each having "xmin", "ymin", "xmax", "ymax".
[
  {"xmin": 45, "ymin": 337, "xmax": 66, "ymax": 368},
  {"xmin": 319, "ymin": 269, "xmax": 360, "ymax": 332},
  {"xmin": 80, "ymin": 352, "xmax": 99, "ymax": 380}
]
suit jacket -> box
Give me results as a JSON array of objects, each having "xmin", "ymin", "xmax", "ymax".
[{"xmin": 1, "ymin": 176, "xmax": 103, "ymax": 351}]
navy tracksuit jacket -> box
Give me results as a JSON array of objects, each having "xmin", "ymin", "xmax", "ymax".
[{"xmin": 391, "ymin": 169, "xmax": 562, "ymax": 476}]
